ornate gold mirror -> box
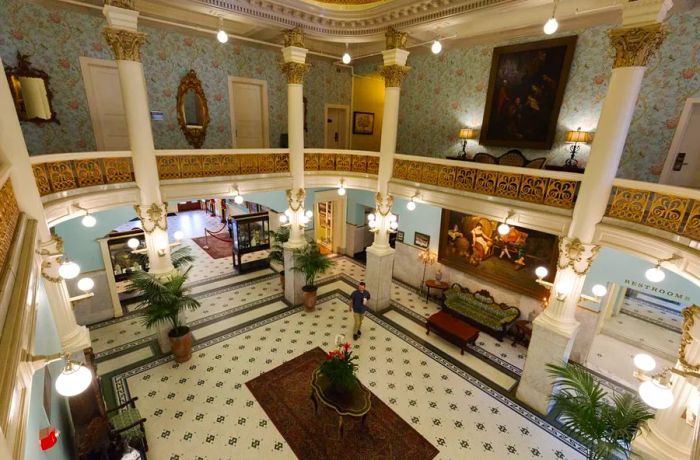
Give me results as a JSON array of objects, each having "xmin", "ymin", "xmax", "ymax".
[
  {"xmin": 176, "ymin": 69, "xmax": 209, "ymax": 149},
  {"xmin": 4, "ymin": 52, "xmax": 59, "ymax": 124}
]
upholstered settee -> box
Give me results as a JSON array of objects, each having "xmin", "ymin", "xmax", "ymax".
[{"xmin": 442, "ymin": 283, "xmax": 520, "ymax": 341}]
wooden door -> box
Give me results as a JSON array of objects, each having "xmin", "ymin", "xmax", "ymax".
[
  {"xmin": 229, "ymin": 77, "xmax": 269, "ymax": 148},
  {"xmin": 661, "ymin": 98, "xmax": 700, "ymax": 188}
]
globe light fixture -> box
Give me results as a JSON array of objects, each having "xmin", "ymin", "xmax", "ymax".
[
  {"xmin": 58, "ymin": 260, "xmax": 80, "ymax": 280},
  {"xmin": 645, "ymin": 265, "xmax": 665, "ymax": 283},
  {"xmin": 216, "ymin": 17, "xmax": 228, "ymax": 44},
  {"xmin": 305, "ymin": 210, "xmax": 313, "ymax": 219},
  {"xmin": 173, "ymin": 230, "xmax": 184, "ymax": 241},
  {"xmin": 591, "ymin": 284, "xmax": 607, "ymax": 298},
  {"xmin": 77, "ymin": 277, "xmax": 94, "ymax": 293},
  {"xmin": 639, "ymin": 374, "xmax": 674, "ymax": 410},
  {"xmin": 633, "ymin": 353, "xmax": 657, "ymax": 381},
  {"xmin": 279, "ymin": 214, "xmax": 288, "ymax": 224},
  {"xmin": 81, "ymin": 214, "xmax": 96, "ymax": 228},
  {"xmin": 535, "ymin": 266, "xmax": 548, "ymax": 280},
  {"xmin": 127, "ymin": 238, "xmax": 140, "ymax": 250},
  {"xmin": 497, "ymin": 223, "xmax": 510, "ymax": 236},
  {"xmin": 55, "ymin": 361, "xmax": 93, "ymax": 397},
  {"xmin": 337, "ymin": 181, "xmax": 346, "ymax": 196},
  {"xmin": 284, "ymin": 209, "xmax": 292, "ymax": 217},
  {"xmin": 234, "ymin": 194, "xmax": 244, "ymax": 205},
  {"xmin": 406, "ymin": 200, "xmax": 416, "ymax": 211},
  {"xmin": 554, "ymin": 279, "xmax": 573, "ymax": 299},
  {"xmin": 342, "ymin": 52, "xmax": 351, "ymax": 64},
  {"xmin": 543, "ymin": 17, "xmax": 558, "ymax": 35},
  {"xmin": 431, "ymin": 39, "xmax": 442, "ymax": 55}
]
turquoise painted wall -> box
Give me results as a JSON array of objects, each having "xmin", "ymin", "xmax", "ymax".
[
  {"xmin": 583, "ymin": 247, "xmax": 700, "ymax": 306},
  {"xmin": 344, "ymin": 189, "xmax": 441, "ymax": 251},
  {"xmin": 24, "ymin": 282, "xmax": 74, "ymax": 460},
  {"xmin": 54, "ymin": 206, "xmax": 137, "ymax": 272},
  {"xmin": 0, "ymin": 0, "xmax": 351, "ymax": 153}
]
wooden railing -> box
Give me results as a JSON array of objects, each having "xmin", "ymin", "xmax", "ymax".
[
  {"xmin": 155, "ymin": 149, "xmax": 290, "ymax": 180},
  {"xmin": 0, "ymin": 166, "xmax": 20, "ymax": 274},
  {"xmin": 30, "ymin": 151, "xmax": 134, "ymax": 196},
  {"xmin": 391, "ymin": 154, "xmax": 581, "ymax": 209},
  {"xmin": 304, "ymin": 149, "xmax": 379, "ymax": 174},
  {"xmin": 605, "ymin": 179, "xmax": 700, "ymax": 241}
]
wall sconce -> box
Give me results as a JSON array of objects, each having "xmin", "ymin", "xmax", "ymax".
[
  {"xmin": 68, "ymin": 277, "xmax": 95, "ymax": 304},
  {"xmin": 367, "ymin": 213, "xmax": 398, "ymax": 233},
  {"xmin": 73, "ymin": 204, "xmax": 96, "ymax": 228},
  {"xmin": 337, "ymin": 180, "xmax": 346, "ymax": 196},
  {"xmin": 534, "ymin": 267, "xmax": 607, "ymax": 302},
  {"xmin": 231, "ymin": 186, "xmax": 244, "ymax": 205},
  {"xmin": 30, "ymin": 353, "xmax": 93, "ymax": 397},
  {"xmin": 278, "ymin": 209, "xmax": 312, "ymax": 229},
  {"xmin": 644, "ymin": 255, "xmax": 681, "ymax": 283},
  {"xmin": 497, "ymin": 210, "xmax": 515, "ymax": 236},
  {"xmin": 58, "ymin": 259, "xmax": 81, "ymax": 280},
  {"xmin": 458, "ymin": 128, "xmax": 477, "ymax": 159},
  {"xmin": 406, "ymin": 192, "xmax": 420, "ymax": 211},
  {"xmin": 639, "ymin": 368, "xmax": 674, "ymax": 409},
  {"xmin": 564, "ymin": 127, "xmax": 593, "ymax": 167}
]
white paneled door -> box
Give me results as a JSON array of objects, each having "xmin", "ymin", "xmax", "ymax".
[
  {"xmin": 661, "ymin": 97, "xmax": 700, "ymax": 189},
  {"xmin": 79, "ymin": 57, "xmax": 129, "ymax": 151},
  {"xmin": 228, "ymin": 77, "xmax": 269, "ymax": 148},
  {"xmin": 325, "ymin": 105, "xmax": 349, "ymax": 149}
]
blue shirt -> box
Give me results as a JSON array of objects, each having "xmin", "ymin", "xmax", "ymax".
[{"xmin": 351, "ymin": 290, "xmax": 370, "ymax": 313}]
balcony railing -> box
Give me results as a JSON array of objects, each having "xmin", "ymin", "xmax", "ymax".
[
  {"xmin": 155, "ymin": 149, "xmax": 290, "ymax": 180},
  {"xmin": 304, "ymin": 149, "xmax": 379, "ymax": 174},
  {"xmin": 0, "ymin": 166, "xmax": 19, "ymax": 272},
  {"xmin": 605, "ymin": 179, "xmax": 700, "ymax": 241},
  {"xmin": 391, "ymin": 154, "xmax": 581, "ymax": 209}
]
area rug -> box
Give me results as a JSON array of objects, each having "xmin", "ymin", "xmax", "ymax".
[
  {"xmin": 191, "ymin": 233, "xmax": 232, "ymax": 259},
  {"xmin": 246, "ymin": 347, "xmax": 439, "ymax": 460}
]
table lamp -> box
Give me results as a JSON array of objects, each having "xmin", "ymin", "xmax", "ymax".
[{"xmin": 458, "ymin": 128, "xmax": 477, "ymax": 159}]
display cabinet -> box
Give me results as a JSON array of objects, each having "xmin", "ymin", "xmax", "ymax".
[
  {"xmin": 98, "ymin": 229, "xmax": 148, "ymax": 318},
  {"xmin": 231, "ymin": 212, "xmax": 270, "ymax": 272}
]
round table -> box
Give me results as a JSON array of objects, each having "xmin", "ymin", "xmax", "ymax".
[
  {"xmin": 310, "ymin": 368, "xmax": 371, "ymax": 438},
  {"xmin": 425, "ymin": 280, "xmax": 450, "ymax": 301}
]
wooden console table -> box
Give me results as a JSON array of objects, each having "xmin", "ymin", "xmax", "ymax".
[
  {"xmin": 426, "ymin": 310, "xmax": 480, "ymax": 355},
  {"xmin": 310, "ymin": 368, "xmax": 371, "ymax": 438}
]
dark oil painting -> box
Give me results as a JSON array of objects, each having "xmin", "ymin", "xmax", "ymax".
[
  {"xmin": 438, "ymin": 209, "xmax": 559, "ymax": 299},
  {"xmin": 480, "ymin": 36, "xmax": 577, "ymax": 149}
]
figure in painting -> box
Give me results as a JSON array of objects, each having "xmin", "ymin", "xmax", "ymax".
[{"xmin": 470, "ymin": 223, "xmax": 493, "ymax": 264}]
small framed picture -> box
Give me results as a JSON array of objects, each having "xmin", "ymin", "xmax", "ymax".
[
  {"xmin": 353, "ymin": 111, "xmax": 374, "ymax": 135},
  {"xmin": 396, "ymin": 230, "xmax": 405, "ymax": 243},
  {"xmin": 414, "ymin": 232, "xmax": 430, "ymax": 249}
]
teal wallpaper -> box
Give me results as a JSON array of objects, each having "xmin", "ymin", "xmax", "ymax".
[{"xmin": 0, "ymin": 0, "xmax": 351, "ymax": 153}]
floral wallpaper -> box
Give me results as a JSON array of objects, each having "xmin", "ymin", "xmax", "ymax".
[
  {"xmin": 375, "ymin": 8, "xmax": 700, "ymax": 182},
  {"xmin": 0, "ymin": 0, "xmax": 351, "ymax": 153}
]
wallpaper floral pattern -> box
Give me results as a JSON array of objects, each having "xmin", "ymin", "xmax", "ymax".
[
  {"xmin": 0, "ymin": 0, "xmax": 351, "ymax": 153},
  {"xmin": 384, "ymin": 8, "xmax": 700, "ymax": 182}
]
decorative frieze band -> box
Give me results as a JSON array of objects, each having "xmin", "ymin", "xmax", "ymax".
[
  {"xmin": 304, "ymin": 153, "xmax": 378, "ymax": 174},
  {"xmin": 0, "ymin": 180, "xmax": 20, "ymax": 275},
  {"xmin": 32, "ymin": 157, "xmax": 135, "ymax": 196},
  {"xmin": 156, "ymin": 153, "xmax": 289, "ymax": 180},
  {"xmin": 379, "ymin": 64, "xmax": 410, "ymax": 88},
  {"xmin": 609, "ymin": 23, "xmax": 666, "ymax": 68},
  {"xmin": 281, "ymin": 62, "xmax": 311, "ymax": 84},
  {"xmin": 103, "ymin": 27, "xmax": 146, "ymax": 62}
]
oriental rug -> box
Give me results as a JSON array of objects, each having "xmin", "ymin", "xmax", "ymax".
[{"xmin": 191, "ymin": 233, "xmax": 232, "ymax": 259}]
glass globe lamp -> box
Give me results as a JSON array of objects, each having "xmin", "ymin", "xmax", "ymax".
[
  {"xmin": 81, "ymin": 214, "xmax": 96, "ymax": 227},
  {"xmin": 77, "ymin": 277, "xmax": 94, "ymax": 292},
  {"xmin": 639, "ymin": 377, "xmax": 673, "ymax": 410},
  {"xmin": 127, "ymin": 238, "xmax": 140, "ymax": 250},
  {"xmin": 55, "ymin": 361, "xmax": 92, "ymax": 397},
  {"xmin": 58, "ymin": 260, "xmax": 80, "ymax": 280}
]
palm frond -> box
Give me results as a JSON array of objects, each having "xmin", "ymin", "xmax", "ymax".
[
  {"xmin": 291, "ymin": 242, "xmax": 334, "ymax": 287},
  {"xmin": 171, "ymin": 246, "xmax": 195, "ymax": 269}
]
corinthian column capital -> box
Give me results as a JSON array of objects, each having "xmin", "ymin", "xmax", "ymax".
[
  {"xmin": 556, "ymin": 237, "xmax": 600, "ymax": 275},
  {"xmin": 609, "ymin": 23, "xmax": 666, "ymax": 68},
  {"xmin": 104, "ymin": 0, "xmax": 135, "ymax": 8},
  {"xmin": 283, "ymin": 27, "xmax": 305, "ymax": 48},
  {"xmin": 280, "ymin": 62, "xmax": 311, "ymax": 84},
  {"xmin": 103, "ymin": 27, "xmax": 145, "ymax": 62},
  {"xmin": 378, "ymin": 64, "xmax": 411, "ymax": 88},
  {"xmin": 385, "ymin": 27, "xmax": 408, "ymax": 50}
]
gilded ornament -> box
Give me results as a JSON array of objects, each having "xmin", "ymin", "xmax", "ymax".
[
  {"xmin": 646, "ymin": 192, "xmax": 688, "ymax": 233},
  {"xmin": 280, "ymin": 61, "xmax": 311, "ymax": 84},
  {"xmin": 46, "ymin": 161, "xmax": 77, "ymax": 193},
  {"xmin": 385, "ymin": 27, "xmax": 408, "ymax": 50},
  {"xmin": 0, "ymin": 180, "xmax": 20, "ymax": 274},
  {"xmin": 283, "ymin": 27, "xmax": 305, "ymax": 48},
  {"xmin": 287, "ymin": 188, "xmax": 306, "ymax": 211},
  {"xmin": 103, "ymin": 28, "xmax": 145, "ymax": 62},
  {"xmin": 375, "ymin": 192, "xmax": 393, "ymax": 216},
  {"xmin": 378, "ymin": 64, "xmax": 410, "ymax": 87},
  {"xmin": 32, "ymin": 164, "xmax": 51, "ymax": 196},
  {"xmin": 682, "ymin": 201, "xmax": 700, "ymax": 240},
  {"xmin": 557, "ymin": 237, "xmax": 600, "ymax": 275},
  {"xmin": 134, "ymin": 203, "xmax": 168, "ymax": 234},
  {"xmin": 176, "ymin": 69, "xmax": 209, "ymax": 149},
  {"xmin": 609, "ymin": 23, "xmax": 666, "ymax": 68},
  {"xmin": 104, "ymin": 0, "xmax": 135, "ymax": 9},
  {"xmin": 678, "ymin": 305, "xmax": 700, "ymax": 375},
  {"xmin": 607, "ymin": 187, "xmax": 649, "ymax": 222}
]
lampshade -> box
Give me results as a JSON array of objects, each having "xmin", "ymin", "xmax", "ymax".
[
  {"xmin": 58, "ymin": 261, "xmax": 80, "ymax": 280},
  {"xmin": 55, "ymin": 362, "xmax": 92, "ymax": 397},
  {"xmin": 233, "ymin": 194, "xmax": 244, "ymax": 205},
  {"xmin": 458, "ymin": 128, "xmax": 476, "ymax": 140},
  {"xmin": 565, "ymin": 130, "xmax": 592, "ymax": 144},
  {"xmin": 418, "ymin": 250, "xmax": 438, "ymax": 265},
  {"xmin": 633, "ymin": 353, "xmax": 656, "ymax": 372},
  {"xmin": 639, "ymin": 378, "xmax": 674, "ymax": 409},
  {"xmin": 497, "ymin": 223, "xmax": 510, "ymax": 236},
  {"xmin": 81, "ymin": 214, "xmax": 96, "ymax": 228},
  {"xmin": 591, "ymin": 284, "xmax": 607, "ymax": 297},
  {"xmin": 645, "ymin": 266, "xmax": 665, "ymax": 283},
  {"xmin": 535, "ymin": 266, "xmax": 548, "ymax": 279},
  {"xmin": 77, "ymin": 277, "xmax": 94, "ymax": 293}
]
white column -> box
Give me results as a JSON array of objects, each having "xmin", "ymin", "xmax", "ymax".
[
  {"xmin": 280, "ymin": 29, "xmax": 310, "ymax": 305},
  {"xmin": 103, "ymin": 4, "xmax": 173, "ymax": 276},
  {"xmin": 633, "ymin": 306, "xmax": 700, "ymax": 459},
  {"xmin": 516, "ymin": 2, "xmax": 670, "ymax": 414},
  {"xmin": 0, "ymin": 56, "xmax": 91, "ymax": 353}
]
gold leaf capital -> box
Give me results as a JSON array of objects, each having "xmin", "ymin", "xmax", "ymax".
[
  {"xmin": 104, "ymin": 0, "xmax": 135, "ymax": 9},
  {"xmin": 609, "ymin": 23, "xmax": 666, "ymax": 68},
  {"xmin": 283, "ymin": 27, "xmax": 305, "ymax": 48},
  {"xmin": 385, "ymin": 27, "xmax": 408, "ymax": 50},
  {"xmin": 280, "ymin": 62, "xmax": 311, "ymax": 84},
  {"xmin": 378, "ymin": 64, "xmax": 410, "ymax": 88},
  {"xmin": 103, "ymin": 27, "xmax": 145, "ymax": 62}
]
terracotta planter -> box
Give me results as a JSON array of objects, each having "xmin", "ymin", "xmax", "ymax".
[
  {"xmin": 169, "ymin": 327, "xmax": 193, "ymax": 363},
  {"xmin": 302, "ymin": 285, "xmax": 317, "ymax": 312}
]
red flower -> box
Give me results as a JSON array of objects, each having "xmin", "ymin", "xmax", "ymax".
[
  {"xmin": 326, "ymin": 352, "xmax": 333, "ymax": 360},
  {"xmin": 342, "ymin": 342, "xmax": 350, "ymax": 351}
]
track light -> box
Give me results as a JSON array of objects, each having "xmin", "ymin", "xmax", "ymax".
[
  {"xmin": 543, "ymin": 0, "xmax": 559, "ymax": 35},
  {"xmin": 342, "ymin": 43, "xmax": 351, "ymax": 64},
  {"xmin": 431, "ymin": 39, "xmax": 442, "ymax": 55},
  {"xmin": 216, "ymin": 16, "xmax": 228, "ymax": 44}
]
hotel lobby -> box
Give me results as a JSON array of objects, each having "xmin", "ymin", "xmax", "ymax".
[{"xmin": 0, "ymin": 0, "xmax": 699, "ymax": 459}]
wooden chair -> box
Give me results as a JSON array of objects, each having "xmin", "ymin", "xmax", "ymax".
[{"xmin": 107, "ymin": 397, "xmax": 148, "ymax": 453}]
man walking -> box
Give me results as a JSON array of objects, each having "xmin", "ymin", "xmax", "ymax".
[{"xmin": 349, "ymin": 282, "xmax": 370, "ymax": 341}]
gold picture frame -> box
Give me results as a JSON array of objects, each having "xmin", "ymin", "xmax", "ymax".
[{"xmin": 176, "ymin": 69, "xmax": 209, "ymax": 149}]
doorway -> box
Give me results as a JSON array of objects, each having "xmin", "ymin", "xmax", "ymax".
[
  {"xmin": 324, "ymin": 104, "xmax": 349, "ymax": 149},
  {"xmin": 660, "ymin": 97, "xmax": 700, "ymax": 188},
  {"xmin": 317, "ymin": 201, "xmax": 333, "ymax": 254},
  {"xmin": 228, "ymin": 76, "xmax": 269, "ymax": 148},
  {"xmin": 313, "ymin": 190, "xmax": 347, "ymax": 255},
  {"xmin": 79, "ymin": 57, "xmax": 129, "ymax": 151}
]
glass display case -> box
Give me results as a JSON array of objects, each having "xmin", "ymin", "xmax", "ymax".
[{"xmin": 231, "ymin": 212, "xmax": 270, "ymax": 272}]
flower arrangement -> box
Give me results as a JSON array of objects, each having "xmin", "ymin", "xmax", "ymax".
[{"xmin": 319, "ymin": 342, "xmax": 358, "ymax": 392}]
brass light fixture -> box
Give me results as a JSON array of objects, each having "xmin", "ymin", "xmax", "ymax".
[
  {"xmin": 564, "ymin": 127, "xmax": 593, "ymax": 167},
  {"xmin": 458, "ymin": 128, "xmax": 477, "ymax": 158}
]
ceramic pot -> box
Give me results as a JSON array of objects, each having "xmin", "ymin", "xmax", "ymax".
[
  {"xmin": 169, "ymin": 327, "xmax": 193, "ymax": 363},
  {"xmin": 302, "ymin": 285, "xmax": 317, "ymax": 312}
]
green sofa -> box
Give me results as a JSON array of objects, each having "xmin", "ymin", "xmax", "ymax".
[{"xmin": 442, "ymin": 283, "xmax": 520, "ymax": 341}]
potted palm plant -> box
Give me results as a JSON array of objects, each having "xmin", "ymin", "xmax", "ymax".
[
  {"xmin": 547, "ymin": 363, "xmax": 654, "ymax": 460},
  {"xmin": 129, "ymin": 248, "xmax": 200, "ymax": 362},
  {"xmin": 268, "ymin": 226, "xmax": 290, "ymax": 288},
  {"xmin": 291, "ymin": 242, "xmax": 334, "ymax": 311}
]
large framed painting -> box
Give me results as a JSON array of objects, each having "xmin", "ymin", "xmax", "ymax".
[
  {"xmin": 438, "ymin": 209, "xmax": 558, "ymax": 298},
  {"xmin": 479, "ymin": 36, "xmax": 577, "ymax": 149}
]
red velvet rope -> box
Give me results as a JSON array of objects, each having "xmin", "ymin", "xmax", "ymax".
[{"xmin": 205, "ymin": 223, "xmax": 232, "ymax": 242}]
